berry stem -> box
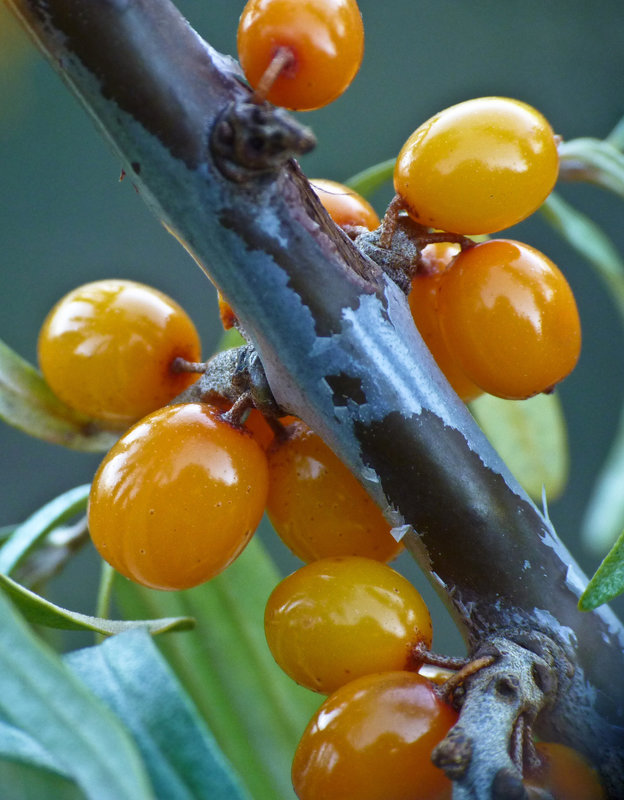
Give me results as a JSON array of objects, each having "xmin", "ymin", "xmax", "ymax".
[{"xmin": 252, "ymin": 46, "xmax": 295, "ymax": 103}]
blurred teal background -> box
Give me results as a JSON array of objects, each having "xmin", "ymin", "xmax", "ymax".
[{"xmin": 1, "ymin": 0, "xmax": 624, "ymax": 651}]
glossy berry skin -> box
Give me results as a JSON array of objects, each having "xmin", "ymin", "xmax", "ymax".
[
  {"xmin": 237, "ymin": 0, "xmax": 364, "ymax": 111},
  {"xmin": 525, "ymin": 742, "xmax": 605, "ymax": 800},
  {"xmin": 267, "ymin": 421, "xmax": 402, "ymax": 562},
  {"xmin": 38, "ymin": 279, "xmax": 201, "ymax": 427},
  {"xmin": 292, "ymin": 671, "xmax": 456, "ymax": 800},
  {"xmin": 310, "ymin": 179, "xmax": 380, "ymax": 230},
  {"xmin": 437, "ymin": 240, "xmax": 581, "ymax": 399},
  {"xmin": 409, "ymin": 244, "xmax": 483, "ymax": 402},
  {"xmin": 88, "ymin": 403, "xmax": 268, "ymax": 590},
  {"xmin": 394, "ymin": 97, "xmax": 559, "ymax": 234},
  {"xmin": 264, "ymin": 556, "xmax": 432, "ymax": 694}
]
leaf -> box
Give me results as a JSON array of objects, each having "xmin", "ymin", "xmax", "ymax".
[
  {"xmin": 0, "ymin": 571, "xmax": 194, "ymax": 636},
  {"xmin": 470, "ymin": 392, "xmax": 569, "ymax": 501},
  {"xmin": 115, "ymin": 533, "xmax": 319, "ymax": 800},
  {"xmin": 0, "ymin": 484, "xmax": 90, "ymax": 575},
  {"xmin": 346, "ymin": 157, "xmax": 395, "ymax": 198},
  {"xmin": 559, "ymin": 137, "xmax": 624, "ymax": 197},
  {"xmin": 0, "ymin": 338, "xmax": 119, "ymax": 451},
  {"xmin": 0, "ymin": 719, "xmax": 72, "ymax": 775},
  {"xmin": 582, "ymin": 404, "xmax": 624, "ymax": 553},
  {"xmin": 65, "ymin": 629, "xmax": 251, "ymax": 800},
  {"xmin": 579, "ymin": 528, "xmax": 624, "ymax": 610},
  {"xmin": 215, "ymin": 326, "xmax": 246, "ymax": 352},
  {"xmin": 0, "ymin": 759, "xmax": 83, "ymax": 800},
  {"xmin": 0, "ymin": 590, "xmax": 154, "ymax": 800},
  {"xmin": 540, "ymin": 192, "xmax": 624, "ymax": 325}
]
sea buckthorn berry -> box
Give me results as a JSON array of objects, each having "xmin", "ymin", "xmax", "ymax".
[
  {"xmin": 409, "ymin": 243, "xmax": 483, "ymax": 402},
  {"xmin": 437, "ymin": 239, "xmax": 581, "ymax": 399},
  {"xmin": 292, "ymin": 671, "xmax": 456, "ymax": 800},
  {"xmin": 394, "ymin": 97, "xmax": 559, "ymax": 235},
  {"xmin": 525, "ymin": 742, "xmax": 606, "ymax": 800},
  {"xmin": 217, "ymin": 292, "xmax": 237, "ymax": 330},
  {"xmin": 264, "ymin": 556, "xmax": 432, "ymax": 694},
  {"xmin": 88, "ymin": 403, "xmax": 268, "ymax": 590},
  {"xmin": 237, "ymin": 0, "xmax": 364, "ymax": 111},
  {"xmin": 310, "ymin": 179, "xmax": 380, "ymax": 230},
  {"xmin": 38, "ymin": 279, "xmax": 201, "ymax": 427},
  {"xmin": 267, "ymin": 421, "xmax": 402, "ymax": 562}
]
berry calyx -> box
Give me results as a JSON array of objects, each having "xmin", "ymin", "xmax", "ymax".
[
  {"xmin": 266, "ymin": 421, "xmax": 402, "ymax": 562},
  {"xmin": 310, "ymin": 178, "xmax": 380, "ymax": 230},
  {"xmin": 292, "ymin": 671, "xmax": 456, "ymax": 800},
  {"xmin": 436, "ymin": 239, "xmax": 581, "ymax": 399},
  {"xmin": 394, "ymin": 97, "xmax": 559, "ymax": 235},
  {"xmin": 88, "ymin": 403, "xmax": 268, "ymax": 590},
  {"xmin": 264, "ymin": 556, "xmax": 433, "ymax": 694},
  {"xmin": 237, "ymin": 0, "xmax": 364, "ymax": 111},
  {"xmin": 38, "ymin": 279, "xmax": 201, "ymax": 426}
]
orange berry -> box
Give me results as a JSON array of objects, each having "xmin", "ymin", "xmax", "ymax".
[
  {"xmin": 292, "ymin": 671, "xmax": 457, "ymax": 800},
  {"xmin": 267, "ymin": 421, "xmax": 402, "ymax": 562},
  {"xmin": 437, "ymin": 240, "xmax": 581, "ymax": 399},
  {"xmin": 88, "ymin": 403, "xmax": 268, "ymax": 590},
  {"xmin": 264, "ymin": 556, "xmax": 432, "ymax": 693},
  {"xmin": 409, "ymin": 243, "xmax": 483, "ymax": 402},
  {"xmin": 394, "ymin": 97, "xmax": 559, "ymax": 234},
  {"xmin": 525, "ymin": 742, "xmax": 606, "ymax": 800},
  {"xmin": 218, "ymin": 292, "xmax": 237, "ymax": 330},
  {"xmin": 237, "ymin": 0, "xmax": 364, "ymax": 111},
  {"xmin": 38, "ymin": 279, "xmax": 201, "ymax": 426},
  {"xmin": 310, "ymin": 179, "xmax": 380, "ymax": 230}
]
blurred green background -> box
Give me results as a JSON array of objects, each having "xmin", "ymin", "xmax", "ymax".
[{"xmin": 1, "ymin": 0, "xmax": 624, "ymax": 652}]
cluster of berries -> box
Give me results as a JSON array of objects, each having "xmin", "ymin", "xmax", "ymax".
[{"xmin": 34, "ymin": 0, "xmax": 599, "ymax": 796}]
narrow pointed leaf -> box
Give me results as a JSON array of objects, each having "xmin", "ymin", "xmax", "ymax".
[
  {"xmin": 0, "ymin": 591, "xmax": 154, "ymax": 799},
  {"xmin": 579, "ymin": 528, "xmax": 624, "ymax": 610},
  {"xmin": 470, "ymin": 392, "xmax": 568, "ymax": 501},
  {"xmin": 115, "ymin": 533, "xmax": 319, "ymax": 800},
  {"xmin": 0, "ymin": 484, "xmax": 90, "ymax": 575},
  {"xmin": 0, "ymin": 338, "xmax": 118, "ymax": 451},
  {"xmin": 559, "ymin": 137, "xmax": 624, "ymax": 197},
  {"xmin": 0, "ymin": 720, "xmax": 72, "ymax": 775},
  {"xmin": 65, "ymin": 629, "xmax": 251, "ymax": 800},
  {"xmin": 582, "ymin": 404, "xmax": 624, "ymax": 552},
  {"xmin": 0, "ymin": 572, "xmax": 194, "ymax": 635}
]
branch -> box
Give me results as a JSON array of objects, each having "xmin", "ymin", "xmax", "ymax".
[{"xmin": 7, "ymin": 0, "xmax": 624, "ymax": 794}]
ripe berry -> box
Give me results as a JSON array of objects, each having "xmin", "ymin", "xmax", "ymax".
[
  {"xmin": 525, "ymin": 742, "xmax": 605, "ymax": 800},
  {"xmin": 394, "ymin": 97, "xmax": 559, "ymax": 234},
  {"xmin": 264, "ymin": 556, "xmax": 432, "ymax": 694},
  {"xmin": 237, "ymin": 0, "xmax": 364, "ymax": 111},
  {"xmin": 267, "ymin": 421, "xmax": 402, "ymax": 562},
  {"xmin": 310, "ymin": 179, "xmax": 380, "ymax": 230},
  {"xmin": 38, "ymin": 279, "xmax": 201, "ymax": 426},
  {"xmin": 408, "ymin": 243, "xmax": 483, "ymax": 402},
  {"xmin": 437, "ymin": 240, "xmax": 581, "ymax": 399},
  {"xmin": 88, "ymin": 403, "xmax": 268, "ymax": 590},
  {"xmin": 292, "ymin": 671, "xmax": 456, "ymax": 800}
]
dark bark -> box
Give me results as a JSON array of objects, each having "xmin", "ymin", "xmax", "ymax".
[{"xmin": 7, "ymin": 0, "xmax": 624, "ymax": 795}]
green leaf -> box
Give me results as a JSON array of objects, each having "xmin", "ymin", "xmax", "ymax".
[
  {"xmin": 0, "ymin": 571, "xmax": 194, "ymax": 636},
  {"xmin": 66, "ymin": 629, "xmax": 251, "ymax": 800},
  {"xmin": 559, "ymin": 137, "xmax": 624, "ymax": 197},
  {"xmin": 470, "ymin": 392, "xmax": 569, "ymax": 501},
  {"xmin": 540, "ymin": 192, "xmax": 624, "ymax": 325},
  {"xmin": 0, "ymin": 759, "xmax": 83, "ymax": 800},
  {"xmin": 0, "ymin": 719, "xmax": 72, "ymax": 775},
  {"xmin": 0, "ymin": 484, "xmax": 90, "ymax": 575},
  {"xmin": 215, "ymin": 326, "xmax": 246, "ymax": 352},
  {"xmin": 0, "ymin": 338, "xmax": 119, "ymax": 451},
  {"xmin": 579, "ymin": 528, "xmax": 624, "ymax": 610},
  {"xmin": 582, "ymin": 404, "xmax": 624, "ymax": 553},
  {"xmin": 115, "ymin": 533, "xmax": 319, "ymax": 800},
  {"xmin": 345, "ymin": 158, "xmax": 396, "ymax": 199},
  {"xmin": 0, "ymin": 590, "xmax": 154, "ymax": 800}
]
